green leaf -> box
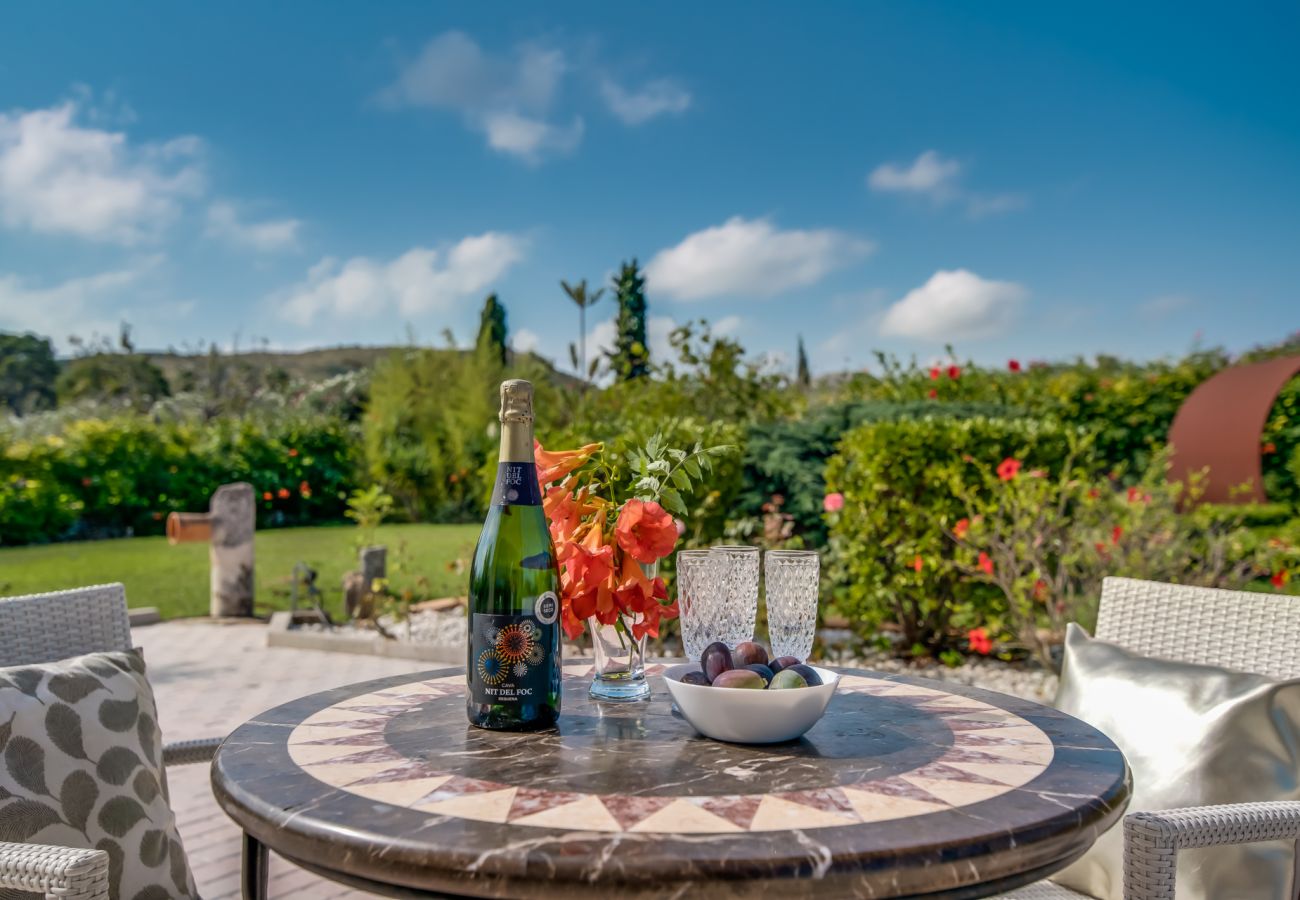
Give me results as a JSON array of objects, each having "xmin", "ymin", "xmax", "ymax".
[
  {"xmin": 61, "ymin": 769, "xmax": 99, "ymax": 832},
  {"xmin": 660, "ymin": 487, "xmax": 688, "ymax": 518},
  {"xmin": 5, "ymin": 735, "xmax": 48, "ymax": 795},
  {"xmin": 647, "ymin": 459, "xmax": 671, "ymax": 474},
  {"xmin": 683, "ymin": 457, "xmax": 702, "ymax": 479},
  {"xmin": 670, "ymin": 468, "xmax": 692, "ymax": 491},
  {"xmin": 45, "ymin": 703, "xmax": 87, "ymax": 760},
  {"xmin": 97, "ymin": 795, "xmax": 148, "ymax": 837},
  {"xmin": 48, "ymin": 673, "xmax": 103, "ymax": 704},
  {"xmin": 97, "ymin": 746, "xmax": 143, "ymax": 786},
  {"xmin": 139, "ymin": 828, "xmax": 169, "ymax": 868},
  {"xmin": 99, "ymin": 696, "xmax": 139, "ymax": 732},
  {"xmin": 0, "ymin": 798, "xmax": 61, "ymax": 841},
  {"xmin": 667, "ymin": 448, "xmax": 687, "ymax": 462}
]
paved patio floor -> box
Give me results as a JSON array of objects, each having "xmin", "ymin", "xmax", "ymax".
[{"xmin": 137, "ymin": 619, "xmax": 432, "ymax": 898}]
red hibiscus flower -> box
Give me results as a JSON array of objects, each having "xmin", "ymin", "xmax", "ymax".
[
  {"xmin": 1111, "ymin": 525, "xmax": 1123, "ymax": 545},
  {"xmin": 1273, "ymin": 570, "xmax": 1290, "ymax": 589},
  {"xmin": 929, "ymin": 366, "xmax": 941, "ymax": 380},
  {"xmin": 996, "ymin": 458, "xmax": 1022, "ymax": 481},
  {"xmin": 977, "ymin": 552, "xmax": 994, "ymax": 576},
  {"xmin": 947, "ymin": 365, "xmax": 961, "ymax": 380},
  {"xmin": 953, "ymin": 518, "xmax": 970, "ymax": 539},
  {"xmin": 1008, "ymin": 359, "xmax": 1021, "ymax": 372},
  {"xmin": 615, "ymin": 499, "xmax": 678, "ymax": 564},
  {"xmin": 927, "ymin": 388, "xmax": 938, "ymax": 399},
  {"xmin": 967, "ymin": 627, "xmax": 993, "ymax": 655}
]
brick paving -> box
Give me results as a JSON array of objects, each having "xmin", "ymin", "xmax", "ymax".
[{"xmin": 136, "ymin": 619, "xmax": 433, "ymax": 898}]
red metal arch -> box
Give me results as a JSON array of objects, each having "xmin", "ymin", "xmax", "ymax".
[{"xmin": 1168, "ymin": 355, "xmax": 1300, "ymax": 503}]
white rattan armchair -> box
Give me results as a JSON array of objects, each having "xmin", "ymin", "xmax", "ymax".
[
  {"xmin": 0, "ymin": 583, "xmax": 223, "ymax": 900},
  {"xmin": 1002, "ymin": 576, "xmax": 1300, "ymax": 899}
]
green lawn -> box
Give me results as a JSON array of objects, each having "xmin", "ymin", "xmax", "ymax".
[{"xmin": 0, "ymin": 523, "xmax": 480, "ymax": 620}]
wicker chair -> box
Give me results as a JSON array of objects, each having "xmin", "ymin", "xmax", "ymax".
[
  {"xmin": 1002, "ymin": 576, "xmax": 1300, "ymax": 900},
  {"xmin": 0, "ymin": 584, "xmax": 223, "ymax": 900}
]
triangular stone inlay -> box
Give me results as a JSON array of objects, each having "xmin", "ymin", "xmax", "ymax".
[
  {"xmin": 512, "ymin": 795, "xmax": 623, "ymax": 832},
  {"xmin": 749, "ymin": 795, "xmax": 857, "ymax": 831},
  {"xmin": 629, "ymin": 799, "xmax": 742, "ymax": 833}
]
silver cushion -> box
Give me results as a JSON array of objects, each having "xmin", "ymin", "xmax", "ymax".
[{"xmin": 1050, "ymin": 623, "xmax": 1300, "ymax": 900}]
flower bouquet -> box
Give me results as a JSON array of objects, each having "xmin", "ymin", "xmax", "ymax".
[{"xmin": 535, "ymin": 434, "xmax": 730, "ymax": 700}]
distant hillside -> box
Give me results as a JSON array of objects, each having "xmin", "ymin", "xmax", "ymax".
[{"xmin": 142, "ymin": 345, "xmax": 401, "ymax": 386}]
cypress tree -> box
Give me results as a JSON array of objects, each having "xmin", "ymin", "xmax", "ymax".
[
  {"xmin": 796, "ymin": 335, "xmax": 811, "ymax": 389},
  {"xmin": 475, "ymin": 293, "xmax": 508, "ymax": 367},
  {"xmin": 609, "ymin": 260, "xmax": 649, "ymax": 380}
]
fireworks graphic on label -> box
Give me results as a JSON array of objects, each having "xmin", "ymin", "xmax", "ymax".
[
  {"xmin": 483, "ymin": 625, "xmax": 500, "ymax": 645},
  {"xmin": 524, "ymin": 620, "xmax": 542, "ymax": 641},
  {"xmin": 494, "ymin": 623, "xmax": 534, "ymax": 663},
  {"xmin": 513, "ymin": 661, "xmax": 529, "ymax": 678},
  {"xmin": 526, "ymin": 644, "xmax": 544, "ymax": 666},
  {"xmin": 477, "ymin": 649, "xmax": 507, "ymax": 685}
]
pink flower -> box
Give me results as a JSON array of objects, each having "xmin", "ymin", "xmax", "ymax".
[{"xmin": 823, "ymin": 492, "xmax": 845, "ymax": 513}]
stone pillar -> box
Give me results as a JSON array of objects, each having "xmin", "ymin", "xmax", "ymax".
[
  {"xmin": 209, "ymin": 482, "xmax": 255, "ymax": 617},
  {"xmin": 360, "ymin": 546, "xmax": 387, "ymax": 592}
]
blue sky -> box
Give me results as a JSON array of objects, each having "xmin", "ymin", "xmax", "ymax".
[{"xmin": 1, "ymin": 2, "xmax": 1297, "ymax": 374}]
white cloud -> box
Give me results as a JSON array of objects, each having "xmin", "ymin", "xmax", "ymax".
[
  {"xmin": 645, "ymin": 216, "xmax": 873, "ymax": 301},
  {"xmin": 1140, "ymin": 294, "xmax": 1193, "ymax": 319},
  {"xmin": 869, "ymin": 150, "xmax": 1025, "ymax": 218},
  {"xmin": 206, "ymin": 201, "xmax": 301, "ymax": 252},
  {"xmin": 868, "ymin": 150, "xmax": 961, "ymax": 198},
  {"xmin": 713, "ymin": 314, "xmax": 742, "ymax": 336},
  {"xmin": 879, "ymin": 269, "xmax": 1027, "ymax": 341},
  {"xmin": 275, "ymin": 232, "xmax": 526, "ymax": 326},
  {"xmin": 0, "ymin": 99, "xmax": 204, "ymax": 243},
  {"xmin": 379, "ymin": 31, "xmax": 579, "ymax": 163},
  {"xmin": 512, "ymin": 328, "xmax": 540, "ymax": 354},
  {"xmin": 600, "ymin": 78, "xmax": 691, "ymax": 125},
  {"xmin": 587, "ymin": 314, "xmax": 679, "ymax": 370},
  {"xmin": 0, "ymin": 260, "xmax": 165, "ymax": 349}
]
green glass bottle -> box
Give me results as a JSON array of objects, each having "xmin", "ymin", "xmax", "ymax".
[{"xmin": 466, "ymin": 379, "xmax": 562, "ymax": 730}]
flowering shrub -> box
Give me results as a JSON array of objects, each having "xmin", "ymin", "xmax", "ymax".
[
  {"xmin": 823, "ymin": 415, "xmax": 1076, "ymax": 655},
  {"xmin": 949, "ymin": 444, "xmax": 1298, "ymax": 665}
]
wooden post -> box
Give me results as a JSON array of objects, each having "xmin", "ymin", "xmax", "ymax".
[{"xmin": 210, "ymin": 482, "xmax": 256, "ymax": 617}]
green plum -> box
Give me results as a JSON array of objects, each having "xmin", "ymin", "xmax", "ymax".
[
  {"xmin": 769, "ymin": 669, "xmax": 809, "ymax": 690},
  {"xmin": 712, "ymin": 669, "xmax": 766, "ymax": 689}
]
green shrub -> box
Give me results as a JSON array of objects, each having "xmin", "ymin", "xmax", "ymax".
[{"xmin": 823, "ymin": 415, "xmax": 1076, "ymax": 654}]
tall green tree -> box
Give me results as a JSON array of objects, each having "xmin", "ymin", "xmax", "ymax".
[
  {"xmin": 560, "ymin": 278, "xmax": 604, "ymax": 381},
  {"xmin": 0, "ymin": 332, "xmax": 59, "ymax": 414},
  {"xmin": 609, "ymin": 260, "xmax": 649, "ymax": 380},
  {"xmin": 796, "ymin": 335, "xmax": 811, "ymax": 389},
  {"xmin": 475, "ymin": 293, "xmax": 508, "ymax": 367}
]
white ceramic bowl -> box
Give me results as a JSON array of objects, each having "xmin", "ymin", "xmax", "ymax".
[{"xmin": 663, "ymin": 663, "xmax": 840, "ymax": 744}]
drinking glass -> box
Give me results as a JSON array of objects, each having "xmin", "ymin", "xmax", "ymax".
[
  {"xmin": 675, "ymin": 550, "xmax": 718, "ymax": 661},
  {"xmin": 764, "ymin": 550, "xmax": 820, "ymax": 661},
  {"xmin": 710, "ymin": 545, "xmax": 760, "ymax": 648}
]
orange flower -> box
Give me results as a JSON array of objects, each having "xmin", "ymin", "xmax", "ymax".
[
  {"xmin": 977, "ymin": 552, "xmax": 994, "ymax": 576},
  {"xmin": 1273, "ymin": 570, "xmax": 1290, "ymax": 589},
  {"xmin": 534, "ymin": 441, "xmax": 602, "ymax": 487},
  {"xmin": 262, "ymin": 491, "xmax": 272, "ymax": 501},
  {"xmin": 953, "ymin": 518, "xmax": 970, "ymax": 539},
  {"xmin": 912, "ymin": 555, "xmax": 923, "ymax": 573},
  {"xmin": 564, "ymin": 526, "xmax": 615, "ymax": 594},
  {"xmin": 614, "ymin": 499, "xmax": 678, "ymax": 564},
  {"xmin": 288, "ymin": 448, "xmax": 299, "ymax": 457},
  {"xmin": 277, "ymin": 488, "xmax": 290, "ymax": 499},
  {"xmin": 997, "ymin": 458, "xmax": 1022, "ymax": 481}
]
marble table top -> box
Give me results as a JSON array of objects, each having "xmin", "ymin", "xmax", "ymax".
[{"xmin": 211, "ymin": 662, "xmax": 1129, "ymax": 899}]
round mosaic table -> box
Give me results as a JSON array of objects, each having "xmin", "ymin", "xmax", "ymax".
[{"xmin": 211, "ymin": 663, "xmax": 1129, "ymax": 900}]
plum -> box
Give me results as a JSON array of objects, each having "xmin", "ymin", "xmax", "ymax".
[
  {"xmin": 788, "ymin": 664, "xmax": 822, "ymax": 686},
  {"xmin": 769, "ymin": 656, "xmax": 801, "ymax": 674},
  {"xmin": 744, "ymin": 663, "xmax": 775, "ymax": 686},
  {"xmin": 701, "ymin": 641, "xmax": 734, "ymax": 683},
  {"xmin": 712, "ymin": 669, "xmax": 766, "ymax": 689},
  {"xmin": 680, "ymin": 670, "xmax": 709, "ymax": 687},
  {"xmin": 731, "ymin": 641, "xmax": 769, "ymax": 667},
  {"xmin": 769, "ymin": 669, "xmax": 808, "ymax": 690}
]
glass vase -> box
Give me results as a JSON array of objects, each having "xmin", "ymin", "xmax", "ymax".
[{"xmin": 586, "ymin": 562, "xmax": 655, "ymax": 702}]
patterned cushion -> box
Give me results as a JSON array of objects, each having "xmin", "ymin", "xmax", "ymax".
[{"xmin": 0, "ymin": 649, "xmax": 197, "ymax": 900}]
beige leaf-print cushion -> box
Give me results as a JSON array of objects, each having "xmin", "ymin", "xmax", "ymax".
[{"xmin": 0, "ymin": 649, "xmax": 197, "ymax": 900}]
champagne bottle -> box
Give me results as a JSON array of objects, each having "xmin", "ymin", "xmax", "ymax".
[{"xmin": 466, "ymin": 379, "xmax": 562, "ymax": 730}]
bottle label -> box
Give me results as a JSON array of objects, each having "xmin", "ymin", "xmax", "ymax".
[
  {"xmin": 490, "ymin": 462, "xmax": 542, "ymax": 507},
  {"xmin": 469, "ymin": 610, "xmax": 556, "ymax": 707}
]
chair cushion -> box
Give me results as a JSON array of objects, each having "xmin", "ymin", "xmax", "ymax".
[
  {"xmin": 1050, "ymin": 624, "xmax": 1300, "ymax": 900},
  {"xmin": 0, "ymin": 648, "xmax": 197, "ymax": 900}
]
